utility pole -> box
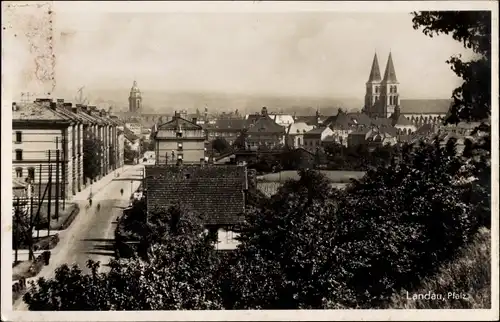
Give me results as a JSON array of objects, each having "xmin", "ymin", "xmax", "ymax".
[
  {"xmin": 47, "ymin": 150, "xmax": 52, "ymax": 238},
  {"xmin": 61, "ymin": 135, "xmax": 66, "ymax": 210},
  {"xmin": 55, "ymin": 145, "xmax": 60, "ymax": 222},
  {"xmin": 29, "ymin": 197, "xmax": 34, "ymax": 260},
  {"xmin": 37, "ymin": 163, "xmax": 42, "ymax": 238}
]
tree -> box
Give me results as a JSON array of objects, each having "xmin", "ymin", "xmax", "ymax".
[
  {"xmin": 24, "ymin": 206, "xmax": 223, "ymax": 310},
  {"xmin": 220, "ymin": 170, "xmax": 347, "ymax": 309},
  {"xmin": 83, "ymin": 132, "xmax": 103, "ymax": 181},
  {"xmin": 212, "ymin": 137, "xmax": 231, "ymax": 154},
  {"xmin": 411, "ymin": 11, "xmax": 491, "ymax": 124},
  {"xmin": 233, "ymin": 129, "xmax": 248, "ymax": 150},
  {"xmin": 124, "ymin": 141, "xmax": 138, "ymax": 163}
]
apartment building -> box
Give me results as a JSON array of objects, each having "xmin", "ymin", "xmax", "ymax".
[
  {"xmin": 12, "ymin": 99, "xmax": 120, "ymax": 199},
  {"xmin": 153, "ymin": 112, "xmax": 206, "ymax": 165}
]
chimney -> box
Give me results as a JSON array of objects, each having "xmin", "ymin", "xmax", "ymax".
[
  {"xmin": 192, "ymin": 117, "xmax": 197, "ymax": 124},
  {"xmin": 173, "ymin": 111, "xmax": 179, "ymax": 119},
  {"xmin": 50, "ymin": 102, "xmax": 57, "ymax": 110},
  {"xmin": 71, "ymin": 107, "xmax": 78, "ymax": 114},
  {"xmin": 63, "ymin": 102, "xmax": 72, "ymax": 111},
  {"xmin": 12, "ymin": 102, "xmax": 18, "ymax": 111},
  {"xmin": 99, "ymin": 110, "xmax": 104, "ymax": 117},
  {"xmin": 56, "ymin": 98, "xmax": 64, "ymax": 107}
]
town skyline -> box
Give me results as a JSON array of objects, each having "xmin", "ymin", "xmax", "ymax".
[{"xmin": 4, "ymin": 8, "xmax": 474, "ymax": 104}]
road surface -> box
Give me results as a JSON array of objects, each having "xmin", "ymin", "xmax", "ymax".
[{"xmin": 13, "ymin": 164, "xmax": 144, "ymax": 310}]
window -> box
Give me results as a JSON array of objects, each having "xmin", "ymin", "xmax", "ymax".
[
  {"xmin": 297, "ymin": 137, "xmax": 301, "ymax": 146},
  {"xmin": 177, "ymin": 142, "xmax": 183, "ymax": 151},
  {"xmin": 28, "ymin": 167, "xmax": 35, "ymax": 180},
  {"xmin": 393, "ymin": 86, "xmax": 397, "ymax": 92},
  {"xmin": 15, "ymin": 167, "xmax": 23, "ymax": 178},
  {"xmin": 15, "ymin": 149, "xmax": 23, "ymax": 161},
  {"xmin": 176, "ymin": 132, "xmax": 183, "ymax": 138},
  {"xmin": 15, "ymin": 131, "xmax": 22, "ymax": 143}
]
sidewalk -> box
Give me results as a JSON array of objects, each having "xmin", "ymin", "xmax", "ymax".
[{"xmin": 71, "ymin": 165, "xmax": 130, "ymax": 202}]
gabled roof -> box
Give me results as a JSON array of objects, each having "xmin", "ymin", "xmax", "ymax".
[
  {"xmin": 328, "ymin": 112, "xmax": 355, "ymax": 129},
  {"xmin": 347, "ymin": 112, "xmax": 373, "ymax": 126},
  {"xmin": 247, "ymin": 115, "xmax": 285, "ymax": 134},
  {"xmin": 158, "ymin": 117, "xmax": 202, "ymax": 131},
  {"xmin": 304, "ymin": 127, "xmax": 329, "ymax": 135},
  {"xmin": 145, "ymin": 165, "xmax": 250, "ymax": 225},
  {"xmin": 392, "ymin": 114, "xmax": 414, "ymax": 126}
]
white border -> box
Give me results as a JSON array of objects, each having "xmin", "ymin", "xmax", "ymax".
[{"xmin": 2, "ymin": 1, "xmax": 499, "ymax": 321}]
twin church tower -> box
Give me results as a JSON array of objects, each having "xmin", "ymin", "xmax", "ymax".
[
  {"xmin": 128, "ymin": 53, "xmax": 399, "ymax": 118},
  {"xmin": 363, "ymin": 52, "xmax": 400, "ymax": 119}
]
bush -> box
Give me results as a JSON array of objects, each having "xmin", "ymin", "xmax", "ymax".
[
  {"xmin": 12, "ymin": 278, "xmax": 27, "ymax": 303},
  {"xmin": 387, "ymin": 228, "xmax": 491, "ymax": 309}
]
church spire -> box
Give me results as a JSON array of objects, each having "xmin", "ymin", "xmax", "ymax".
[
  {"xmin": 367, "ymin": 52, "xmax": 382, "ymax": 83},
  {"xmin": 382, "ymin": 52, "xmax": 398, "ymax": 83}
]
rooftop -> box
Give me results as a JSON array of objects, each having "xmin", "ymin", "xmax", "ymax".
[{"xmin": 145, "ymin": 165, "xmax": 252, "ymax": 225}]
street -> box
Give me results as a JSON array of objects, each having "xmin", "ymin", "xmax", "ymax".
[{"xmin": 14, "ymin": 164, "xmax": 144, "ymax": 310}]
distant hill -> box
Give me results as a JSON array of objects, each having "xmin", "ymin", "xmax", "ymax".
[
  {"xmin": 54, "ymin": 88, "xmax": 451, "ymax": 117},
  {"xmin": 64, "ymin": 88, "xmax": 364, "ymax": 116}
]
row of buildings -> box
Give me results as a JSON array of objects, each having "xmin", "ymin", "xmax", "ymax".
[{"xmin": 12, "ymin": 98, "xmax": 126, "ymax": 200}]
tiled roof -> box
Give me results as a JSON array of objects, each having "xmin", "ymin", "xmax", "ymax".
[
  {"xmin": 145, "ymin": 165, "xmax": 250, "ymax": 225},
  {"xmin": 304, "ymin": 127, "xmax": 328, "ymax": 135},
  {"xmin": 347, "ymin": 113, "xmax": 373, "ymax": 126},
  {"xmin": 400, "ymin": 99, "xmax": 451, "ymax": 114},
  {"xmin": 13, "ymin": 102, "xmax": 71, "ymax": 122},
  {"xmin": 247, "ymin": 115, "xmax": 285, "ymax": 134},
  {"xmin": 328, "ymin": 112, "xmax": 355, "ymax": 129},
  {"xmin": 393, "ymin": 114, "xmax": 414, "ymax": 126},
  {"xmin": 158, "ymin": 117, "xmax": 202, "ymax": 131}
]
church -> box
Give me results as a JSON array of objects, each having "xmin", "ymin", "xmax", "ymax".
[{"xmin": 362, "ymin": 52, "xmax": 449, "ymax": 125}]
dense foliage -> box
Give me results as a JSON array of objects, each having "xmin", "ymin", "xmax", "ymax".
[
  {"xmin": 123, "ymin": 141, "xmax": 139, "ymax": 163},
  {"xmin": 24, "ymin": 205, "xmax": 223, "ymax": 310},
  {"xmin": 212, "ymin": 137, "xmax": 232, "ymax": 154},
  {"xmin": 412, "ymin": 11, "xmax": 491, "ymax": 125},
  {"xmin": 83, "ymin": 132, "xmax": 103, "ymax": 180}
]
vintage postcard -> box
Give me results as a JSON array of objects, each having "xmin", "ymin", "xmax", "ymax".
[{"xmin": 1, "ymin": 1, "xmax": 498, "ymax": 321}]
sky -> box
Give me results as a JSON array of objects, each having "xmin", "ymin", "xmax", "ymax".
[{"xmin": 3, "ymin": 2, "xmax": 475, "ymax": 102}]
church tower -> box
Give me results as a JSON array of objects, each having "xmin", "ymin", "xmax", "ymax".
[
  {"xmin": 380, "ymin": 52, "xmax": 399, "ymax": 118},
  {"xmin": 364, "ymin": 53, "xmax": 382, "ymax": 117},
  {"xmin": 129, "ymin": 80, "xmax": 142, "ymax": 113}
]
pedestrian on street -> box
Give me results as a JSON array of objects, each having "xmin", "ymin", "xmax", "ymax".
[
  {"xmin": 120, "ymin": 188, "xmax": 124, "ymax": 196},
  {"xmin": 97, "ymin": 203, "xmax": 101, "ymax": 211}
]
